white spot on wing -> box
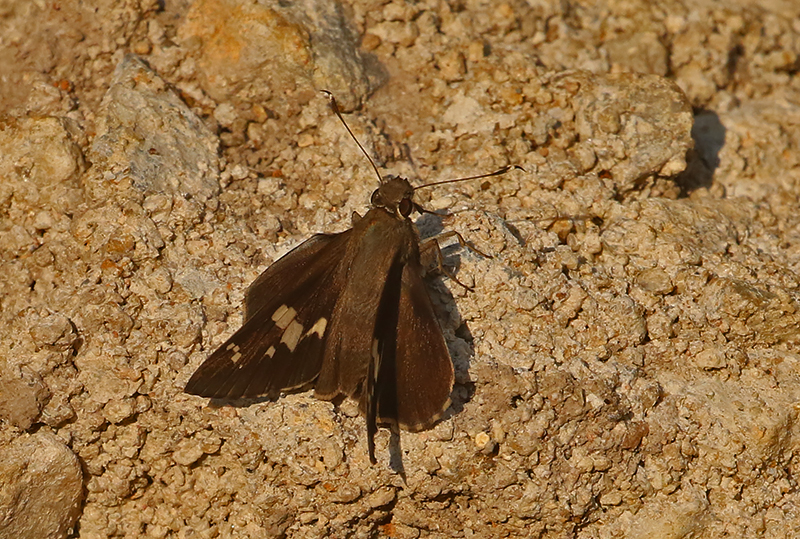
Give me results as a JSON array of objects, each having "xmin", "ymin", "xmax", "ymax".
[
  {"xmin": 266, "ymin": 346, "xmax": 276, "ymax": 358},
  {"xmin": 281, "ymin": 320, "xmax": 304, "ymax": 352},
  {"xmin": 304, "ymin": 317, "xmax": 327, "ymax": 339},
  {"xmin": 227, "ymin": 342, "xmax": 242, "ymax": 363},
  {"xmin": 271, "ymin": 304, "xmax": 297, "ymax": 329}
]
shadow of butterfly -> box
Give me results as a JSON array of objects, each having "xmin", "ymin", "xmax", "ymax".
[{"xmin": 185, "ymin": 92, "xmax": 521, "ymax": 463}]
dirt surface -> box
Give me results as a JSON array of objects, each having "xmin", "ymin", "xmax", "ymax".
[{"xmin": 1, "ymin": 0, "xmax": 800, "ymax": 538}]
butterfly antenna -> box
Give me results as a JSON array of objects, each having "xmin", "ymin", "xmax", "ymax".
[
  {"xmin": 322, "ymin": 91, "xmax": 383, "ymax": 184},
  {"xmin": 414, "ymin": 165, "xmax": 525, "ymax": 191}
]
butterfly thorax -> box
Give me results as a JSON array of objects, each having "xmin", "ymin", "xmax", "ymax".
[{"xmin": 370, "ymin": 176, "xmax": 415, "ymax": 218}]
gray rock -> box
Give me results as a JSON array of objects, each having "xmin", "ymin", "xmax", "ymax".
[{"xmin": 90, "ymin": 54, "xmax": 220, "ymax": 201}]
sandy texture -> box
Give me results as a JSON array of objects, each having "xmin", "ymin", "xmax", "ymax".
[{"xmin": 1, "ymin": 0, "xmax": 800, "ymax": 538}]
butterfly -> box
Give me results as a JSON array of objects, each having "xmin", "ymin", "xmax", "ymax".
[{"xmin": 185, "ymin": 92, "xmax": 520, "ymax": 463}]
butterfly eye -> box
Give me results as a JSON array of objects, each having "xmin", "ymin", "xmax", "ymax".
[{"xmin": 399, "ymin": 197, "xmax": 413, "ymax": 217}]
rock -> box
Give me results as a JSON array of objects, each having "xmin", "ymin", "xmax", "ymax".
[
  {"xmin": 0, "ymin": 431, "xmax": 83, "ymax": 539},
  {"xmin": 89, "ymin": 55, "xmax": 220, "ymax": 202},
  {"xmin": 178, "ymin": 0, "xmax": 384, "ymax": 113}
]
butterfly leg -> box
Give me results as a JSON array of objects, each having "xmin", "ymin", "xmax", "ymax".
[
  {"xmin": 419, "ymin": 235, "xmax": 475, "ymax": 291},
  {"xmin": 422, "ymin": 229, "xmax": 492, "ymax": 259}
]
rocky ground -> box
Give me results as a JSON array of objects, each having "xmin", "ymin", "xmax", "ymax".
[{"xmin": 1, "ymin": 0, "xmax": 800, "ymax": 538}]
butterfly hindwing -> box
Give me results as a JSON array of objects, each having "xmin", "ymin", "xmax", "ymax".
[
  {"xmin": 376, "ymin": 257, "xmax": 454, "ymax": 432},
  {"xmin": 184, "ymin": 230, "xmax": 352, "ymax": 399}
]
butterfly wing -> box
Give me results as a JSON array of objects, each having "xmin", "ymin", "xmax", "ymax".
[
  {"xmin": 350, "ymin": 234, "xmax": 454, "ymax": 462},
  {"xmin": 375, "ymin": 258, "xmax": 454, "ymax": 432},
  {"xmin": 242, "ymin": 234, "xmax": 334, "ymax": 322},
  {"xmin": 362, "ymin": 258, "xmax": 404, "ymax": 463},
  {"xmin": 184, "ymin": 231, "xmax": 352, "ymax": 399},
  {"xmin": 313, "ymin": 209, "xmax": 408, "ymax": 401}
]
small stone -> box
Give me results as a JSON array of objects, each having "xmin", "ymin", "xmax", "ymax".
[
  {"xmin": 694, "ymin": 348, "xmax": 726, "ymax": 370},
  {"xmin": 29, "ymin": 313, "xmax": 76, "ymax": 350},
  {"xmin": 173, "ymin": 437, "xmax": 205, "ymax": 466},
  {"xmin": 0, "ymin": 377, "xmax": 50, "ymax": 430},
  {"xmin": 637, "ymin": 267, "xmax": 674, "ymax": 295},
  {"xmin": 213, "ymin": 102, "xmax": 237, "ymax": 129},
  {"xmin": 103, "ymin": 397, "xmax": 136, "ymax": 424},
  {"xmin": 474, "ymin": 431, "xmax": 491, "ymax": 448},
  {"xmin": 600, "ymin": 491, "xmax": 623, "ymax": 506},
  {"xmin": 368, "ymin": 487, "xmax": 396, "ymax": 509},
  {"xmin": 438, "ymin": 50, "xmax": 466, "ymax": 82}
]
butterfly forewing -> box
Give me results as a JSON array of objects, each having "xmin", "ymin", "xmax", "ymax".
[
  {"xmin": 314, "ymin": 208, "xmax": 412, "ymax": 400},
  {"xmin": 184, "ymin": 231, "xmax": 352, "ymax": 399},
  {"xmin": 242, "ymin": 234, "xmax": 337, "ymax": 322}
]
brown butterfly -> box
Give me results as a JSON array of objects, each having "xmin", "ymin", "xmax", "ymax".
[{"xmin": 186, "ymin": 92, "xmax": 520, "ymax": 462}]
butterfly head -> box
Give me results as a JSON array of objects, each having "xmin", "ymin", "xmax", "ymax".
[{"xmin": 371, "ymin": 175, "xmax": 416, "ymax": 219}]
